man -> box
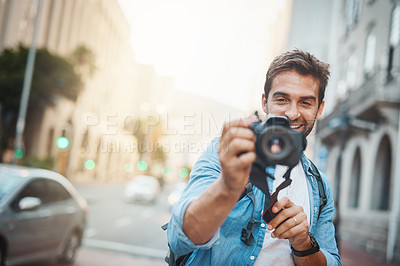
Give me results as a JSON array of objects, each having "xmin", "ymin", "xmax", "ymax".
[{"xmin": 168, "ymin": 50, "xmax": 341, "ymax": 265}]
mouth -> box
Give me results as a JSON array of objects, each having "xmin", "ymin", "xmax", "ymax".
[{"xmin": 290, "ymin": 124, "xmax": 303, "ymax": 130}]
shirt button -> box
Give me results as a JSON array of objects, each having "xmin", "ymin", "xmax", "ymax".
[
  {"xmin": 250, "ymin": 256, "xmax": 255, "ymax": 260},
  {"xmin": 261, "ymin": 223, "xmax": 265, "ymax": 228}
]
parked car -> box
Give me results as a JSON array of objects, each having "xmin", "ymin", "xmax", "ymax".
[
  {"xmin": 123, "ymin": 175, "xmax": 161, "ymax": 203},
  {"xmin": 0, "ymin": 164, "xmax": 88, "ymax": 266}
]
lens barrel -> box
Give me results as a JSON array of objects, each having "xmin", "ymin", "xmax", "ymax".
[{"xmin": 251, "ymin": 116, "xmax": 306, "ymax": 168}]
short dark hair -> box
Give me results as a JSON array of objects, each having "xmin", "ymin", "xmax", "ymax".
[{"xmin": 264, "ymin": 49, "xmax": 330, "ymax": 107}]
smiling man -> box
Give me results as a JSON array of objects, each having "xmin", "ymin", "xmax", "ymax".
[{"xmin": 167, "ymin": 50, "xmax": 341, "ymax": 265}]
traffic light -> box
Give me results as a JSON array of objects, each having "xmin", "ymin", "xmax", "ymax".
[
  {"xmin": 137, "ymin": 160, "xmax": 147, "ymax": 171},
  {"xmin": 57, "ymin": 129, "xmax": 70, "ymax": 149},
  {"xmin": 84, "ymin": 160, "xmax": 95, "ymax": 170},
  {"xmin": 15, "ymin": 149, "xmax": 24, "ymax": 159},
  {"xmin": 178, "ymin": 168, "xmax": 189, "ymax": 178},
  {"xmin": 56, "ymin": 136, "xmax": 69, "ymax": 149}
]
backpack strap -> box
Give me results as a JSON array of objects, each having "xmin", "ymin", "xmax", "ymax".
[
  {"xmin": 162, "ymin": 223, "xmax": 193, "ymax": 266},
  {"xmin": 239, "ymin": 182, "xmax": 260, "ymax": 246},
  {"xmin": 239, "ymin": 182, "xmax": 253, "ymax": 201},
  {"xmin": 308, "ymin": 161, "xmax": 327, "ymax": 220}
]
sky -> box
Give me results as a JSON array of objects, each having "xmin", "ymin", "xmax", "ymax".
[{"xmin": 118, "ymin": 0, "xmax": 287, "ymax": 111}]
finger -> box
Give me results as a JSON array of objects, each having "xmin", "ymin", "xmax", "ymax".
[
  {"xmin": 224, "ymin": 127, "xmax": 255, "ymax": 142},
  {"xmin": 268, "ymin": 205, "xmax": 303, "ymax": 230},
  {"xmin": 271, "ymin": 212, "xmax": 307, "ymax": 237},
  {"xmin": 237, "ymin": 151, "xmax": 257, "ymax": 166},
  {"xmin": 223, "ymin": 138, "xmax": 255, "ymax": 157},
  {"xmin": 273, "ymin": 220, "xmax": 308, "ymax": 239},
  {"xmin": 272, "ymin": 197, "xmax": 294, "ymax": 213}
]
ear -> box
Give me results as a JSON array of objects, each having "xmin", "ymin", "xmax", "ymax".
[
  {"xmin": 261, "ymin": 93, "xmax": 268, "ymax": 113},
  {"xmin": 316, "ymin": 100, "xmax": 325, "ymax": 119}
]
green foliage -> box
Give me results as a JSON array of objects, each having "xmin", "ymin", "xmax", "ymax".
[
  {"xmin": 22, "ymin": 156, "xmax": 55, "ymax": 170},
  {"xmin": 0, "ymin": 44, "xmax": 83, "ymax": 113},
  {"xmin": 71, "ymin": 45, "xmax": 96, "ymax": 77},
  {"xmin": 0, "ymin": 45, "xmax": 84, "ymax": 158}
]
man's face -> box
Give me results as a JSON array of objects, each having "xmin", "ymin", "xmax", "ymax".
[{"xmin": 262, "ymin": 70, "xmax": 325, "ymax": 137}]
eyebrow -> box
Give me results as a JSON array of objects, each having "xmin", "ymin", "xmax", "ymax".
[{"xmin": 272, "ymin": 92, "xmax": 316, "ymax": 102}]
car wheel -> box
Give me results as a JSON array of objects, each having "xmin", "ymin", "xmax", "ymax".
[{"xmin": 59, "ymin": 231, "xmax": 80, "ymax": 264}]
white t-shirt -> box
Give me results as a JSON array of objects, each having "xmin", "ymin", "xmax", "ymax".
[{"xmin": 255, "ymin": 162, "xmax": 310, "ymax": 265}]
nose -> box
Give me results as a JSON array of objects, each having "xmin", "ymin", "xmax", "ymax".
[{"xmin": 285, "ymin": 103, "xmax": 300, "ymax": 121}]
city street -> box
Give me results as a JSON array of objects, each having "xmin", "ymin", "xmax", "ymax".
[
  {"xmin": 74, "ymin": 182, "xmax": 399, "ymax": 266},
  {"xmin": 23, "ymin": 181, "xmax": 398, "ymax": 266},
  {"xmin": 76, "ymin": 181, "xmax": 171, "ymax": 258}
]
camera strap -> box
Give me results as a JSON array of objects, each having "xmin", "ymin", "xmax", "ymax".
[{"xmin": 248, "ymin": 159, "xmax": 294, "ymax": 223}]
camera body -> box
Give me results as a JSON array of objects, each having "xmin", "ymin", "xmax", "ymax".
[{"xmin": 249, "ymin": 115, "xmax": 306, "ymax": 169}]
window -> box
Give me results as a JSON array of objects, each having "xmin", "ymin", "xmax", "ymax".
[
  {"xmin": 346, "ymin": 54, "xmax": 358, "ymax": 90},
  {"xmin": 345, "ymin": 0, "xmax": 363, "ymax": 34},
  {"xmin": 45, "ymin": 180, "xmax": 71, "ymax": 203},
  {"xmin": 387, "ymin": 5, "xmax": 400, "ymax": 81},
  {"xmin": 371, "ymin": 135, "xmax": 392, "ymax": 210},
  {"xmin": 12, "ymin": 178, "xmax": 72, "ymax": 210},
  {"xmin": 12, "ymin": 179, "xmax": 47, "ymax": 209},
  {"xmin": 348, "ymin": 148, "xmax": 361, "ymax": 208},
  {"xmin": 364, "ymin": 30, "xmax": 376, "ymax": 77}
]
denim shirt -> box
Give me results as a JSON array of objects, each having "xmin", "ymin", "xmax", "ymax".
[{"xmin": 168, "ymin": 137, "xmax": 341, "ymax": 265}]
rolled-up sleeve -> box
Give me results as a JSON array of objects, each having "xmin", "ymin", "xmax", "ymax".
[{"xmin": 167, "ymin": 138, "xmax": 222, "ymax": 256}]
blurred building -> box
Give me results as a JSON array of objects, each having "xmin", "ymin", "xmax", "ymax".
[
  {"xmin": 314, "ymin": 0, "xmax": 400, "ymax": 263},
  {"xmin": 0, "ymin": 0, "xmax": 147, "ymax": 181},
  {"xmin": 282, "ymin": 0, "xmax": 341, "ymax": 161}
]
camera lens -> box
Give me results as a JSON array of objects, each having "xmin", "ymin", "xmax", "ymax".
[
  {"xmin": 258, "ymin": 127, "xmax": 291, "ymax": 161},
  {"xmin": 267, "ymin": 136, "xmax": 284, "ymax": 154}
]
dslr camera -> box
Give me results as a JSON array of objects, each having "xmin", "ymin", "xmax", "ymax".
[
  {"xmin": 249, "ymin": 115, "xmax": 306, "ymax": 169},
  {"xmin": 249, "ymin": 115, "xmax": 307, "ymax": 223},
  {"xmin": 241, "ymin": 115, "xmax": 307, "ymax": 244}
]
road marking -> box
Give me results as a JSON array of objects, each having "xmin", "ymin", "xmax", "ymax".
[
  {"xmin": 84, "ymin": 228, "xmax": 97, "ymax": 238},
  {"xmin": 114, "ymin": 216, "xmax": 132, "ymax": 228},
  {"xmin": 83, "ymin": 238, "xmax": 166, "ymax": 259}
]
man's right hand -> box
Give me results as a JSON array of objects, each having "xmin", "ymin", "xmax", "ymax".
[
  {"xmin": 182, "ymin": 115, "xmax": 258, "ymax": 245},
  {"xmin": 218, "ymin": 116, "xmax": 258, "ymax": 195}
]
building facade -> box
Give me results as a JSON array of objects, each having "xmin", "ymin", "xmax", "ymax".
[
  {"xmin": 315, "ymin": 0, "xmax": 400, "ymax": 263},
  {"xmin": 0, "ymin": 0, "xmax": 143, "ymax": 181}
]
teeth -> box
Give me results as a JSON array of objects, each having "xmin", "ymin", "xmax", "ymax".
[{"xmin": 290, "ymin": 125, "xmax": 302, "ymax": 129}]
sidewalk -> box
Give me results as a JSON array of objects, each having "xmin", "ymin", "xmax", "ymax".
[
  {"xmin": 74, "ymin": 241, "xmax": 399, "ymax": 266},
  {"xmin": 75, "ymin": 247, "xmax": 165, "ymax": 266},
  {"xmin": 340, "ymin": 241, "xmax": 398, "ymax": 266}
]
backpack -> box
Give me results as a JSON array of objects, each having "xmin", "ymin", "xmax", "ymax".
[{"xmin": 162, "ymin": 161, "xmax": 327, "ymax": 266}]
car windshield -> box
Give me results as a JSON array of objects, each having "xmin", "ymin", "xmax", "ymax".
[{"xmin": 0, "ymin": 174, "xmax": 23, "ymax": 201}]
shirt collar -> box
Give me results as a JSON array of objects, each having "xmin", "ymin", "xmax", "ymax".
[{"xmin": 300, "ymin": 153, "xmax": 314, "ymax": 176}]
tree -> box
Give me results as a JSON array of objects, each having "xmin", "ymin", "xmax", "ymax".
[
  {"xmin": 0, "ymin": 45, "xmax": 83, "ymax": 160},
  {"xmin": 70, "ymin": 44, "xmax": 96, "ymax": 78}
]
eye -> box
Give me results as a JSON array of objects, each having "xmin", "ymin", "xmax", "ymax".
[
  {"xmin": 301, "ymin": 101, "xmax": 312, "ymax": 106},
  {"xmin": 274, "ymin": 97, "xmax": 287, "ymax": 103}
]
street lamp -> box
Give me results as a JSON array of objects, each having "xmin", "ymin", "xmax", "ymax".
[{"xmin": 13, "ymin": 0, "xmax": 43, "ymax": 163}]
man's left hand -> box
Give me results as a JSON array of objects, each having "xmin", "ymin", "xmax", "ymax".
[{"xmin": 266, "ymin": 197, "xmax": 311, "ymax": 251}]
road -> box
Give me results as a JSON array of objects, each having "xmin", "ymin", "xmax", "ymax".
[
  {"xmin": 30, "ymin": 181, "xmax": 398, "ymax": 266},
  {"xmin": 77, "ymin": 181, "xmax": 171, "ymax": 260}
]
